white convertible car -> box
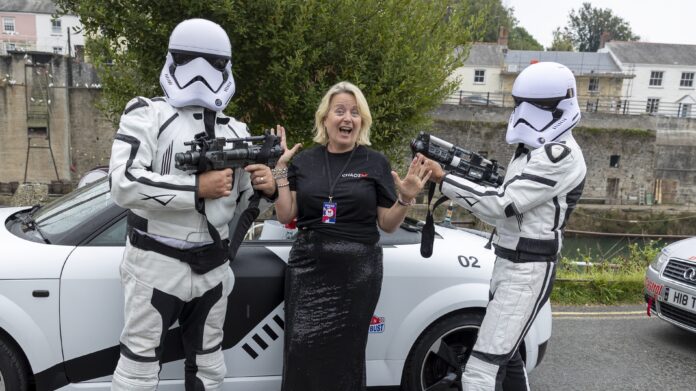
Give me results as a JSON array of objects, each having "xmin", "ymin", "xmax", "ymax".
[{"xmin": 0, "ymin": 179, "xmax": 551, "ymax": 391}]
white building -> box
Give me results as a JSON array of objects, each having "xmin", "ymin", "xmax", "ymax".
[
  {"xmin": 1, "ymin": 0, "xmax": 84, "ymax": 56},
  {"xmin": 452, "ymin": 43, "xmax": 630, "ymax": 111},
  {"xmin": 448, "ymin": 43, "xmax": 506, "ymax": 103},
  {"xmin": 602, "ymin": 41, "xmax": 696, "ymax": 117}
]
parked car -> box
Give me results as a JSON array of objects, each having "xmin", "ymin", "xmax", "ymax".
[
  {"xmin": 644, "ymin": 237, "xmax": 696, "ymax": 333},
  {"xmin": 459, "ymin": 95, "xmax": 501, "ymax": 107},
  {"xmin": 0, "ymin": 178, "xmax": 551, "ymax": 391}
]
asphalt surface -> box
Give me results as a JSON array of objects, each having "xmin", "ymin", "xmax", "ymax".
[{"xmin": 528, "ymin": 305, "xmax": 696, "ymax": 391}]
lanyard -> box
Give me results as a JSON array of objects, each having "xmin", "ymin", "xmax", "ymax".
[{"xmin": 323, "ymin": 145, "xmax": 358, "ymax": 202}]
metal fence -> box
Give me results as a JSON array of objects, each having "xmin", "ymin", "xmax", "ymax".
[{"xmin": 447, "ymin": 90, "xmax": 696, "ymax": 118}]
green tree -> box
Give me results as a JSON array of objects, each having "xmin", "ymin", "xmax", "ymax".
[
  {"xmin": 55, "ymin": 0, "xmax": 480, "ymax": 161},
  {"xmin": 458, "ymin": 0, "xmax": 542, "ymax": 50},
  {"xmin": 548, "ymin": 27, "xmax": 575, "ymax": 51},
  {"xmin": 508, "ymin": 26, "xmax": 543, "ymax": 51},
  {"xmin": 559, "ymin": 2, "xmax": 639, "ymax": 52}
]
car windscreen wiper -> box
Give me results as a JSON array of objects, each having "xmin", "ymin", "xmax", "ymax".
[{"xmin": 20, "ymin": 204, "xmax": 50, "ymax": 243}]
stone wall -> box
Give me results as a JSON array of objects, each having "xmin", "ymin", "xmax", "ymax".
[
  {"xmin": 69, "ymin": 89, "xmax": 116, "ymax": 177},
  {"xmin": 431, "ymin": 106, "xmax": 659, "ymax": 204},
  {"xmin": 0, "ymin": 52, "xmax": 105, "ymax": 188}
]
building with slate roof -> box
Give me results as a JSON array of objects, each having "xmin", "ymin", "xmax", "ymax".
[
  {"xmin": 602, "ymin": 41, "xmax": 696, "ymax": 117},
  {"xmin": 1, "ymin": 0, "xmax": 84, "ymax": 55},
  {"xmin": 452, "ymin": 43, "xmax": 632, "ymax": 111}
]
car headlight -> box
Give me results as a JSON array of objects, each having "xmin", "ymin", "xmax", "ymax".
[{"xmin": 650, "ymin": 252, "xmax": 669, "ymax": 271}]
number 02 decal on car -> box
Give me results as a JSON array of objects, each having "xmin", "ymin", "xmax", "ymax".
[{"xmin": 458, "ymin": 255, "xmax": 480, "ymax": 268}]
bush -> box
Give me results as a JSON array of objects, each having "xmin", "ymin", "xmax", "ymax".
[{"xmin": 552, "ymin": 241, "xmax": 660, "ymax": 305}]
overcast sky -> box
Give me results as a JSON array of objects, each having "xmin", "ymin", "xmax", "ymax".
[{"xmin": 503, "ymin": 0, "xmax": 696, "ymax": 49}]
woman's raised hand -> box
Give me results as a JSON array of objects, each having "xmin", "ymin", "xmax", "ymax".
[
  {"xmin": 272, "ymin": 125, "xmax": 302, "ymax": 167},
  {"xmin": 391, "ymin": 154, "xmax": 432, "ymax": 203}
]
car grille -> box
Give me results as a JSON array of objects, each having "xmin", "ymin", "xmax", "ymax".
[
  {"xmin": 659, "ymin": 301, "xmax": 696, "ymax": 330},
  {"xmin": 662, "ymin": 259, "xmax": 696, "ymax": 288}
]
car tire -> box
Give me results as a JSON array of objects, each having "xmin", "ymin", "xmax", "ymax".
[
  {"xmin": 402, "ymin": 311, "xmax": 483, "ymax": 391},
  {"xmin": 0, "ymin": 337, "xmax": 30, "ymax": 391}
]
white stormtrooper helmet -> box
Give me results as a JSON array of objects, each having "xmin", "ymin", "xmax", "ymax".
[
  {"xmin": 506, "ymin": 62, "xmax": 580, "ymax": 148},
  {"xmin": 160, "ymin": 18, "xmax": 236, "ymax": 111}
]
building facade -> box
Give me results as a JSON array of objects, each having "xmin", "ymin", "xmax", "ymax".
[
  {"xmin": 452, "ymin": 43, "xmax": 632, "ymax": 111},
  {"xmin": 602, "ymin": 41, "xmax": 696, "ymax": 118},
  {"xmin": 1, "ymin": 1, "xmax": 84, "ymax": 56}
]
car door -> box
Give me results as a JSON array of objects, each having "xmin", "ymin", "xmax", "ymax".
[{"xmin": 59, "ymin": 214, "xmax": 291, "ymax": 387}]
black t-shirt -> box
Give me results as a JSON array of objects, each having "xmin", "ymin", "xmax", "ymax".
[{"xmin": 288, "ymin": 145, "xmax": 397, "ymax": 244}]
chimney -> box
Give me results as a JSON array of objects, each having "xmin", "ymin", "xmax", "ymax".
[
  {"xmin": 599, "ymin": 31, "xmax": 611, "ymax": 49},
  {"xmin": 497, "ymin": 26, "xmax": 509, "ymax": 47}
]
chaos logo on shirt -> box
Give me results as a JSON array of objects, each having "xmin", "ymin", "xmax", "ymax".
[{"xmin": 342, "ymin": 172, "xmax": 369, "ymax": 178}]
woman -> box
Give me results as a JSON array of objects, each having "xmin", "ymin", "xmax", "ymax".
[{"xmin": 266, "ymin": 81, "xmax": 430, "ymax": 390}]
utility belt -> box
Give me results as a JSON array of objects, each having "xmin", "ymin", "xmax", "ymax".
[
  {"xmin": 127, "ymin": 227, "xmax": 230, "ymax": 274},
  {"xmin": 494, "ymin": 246, "xmax": 557, "ymax": 263}
]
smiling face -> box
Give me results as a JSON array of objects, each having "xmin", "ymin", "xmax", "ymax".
[{"xmin": 323, "ymin": 92, "xmax": 362, "ymax": 153}]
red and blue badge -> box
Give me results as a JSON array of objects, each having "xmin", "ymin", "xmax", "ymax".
[{"xmin": 369, "ymin": 316, "xmax": 385, "ymax": 333}]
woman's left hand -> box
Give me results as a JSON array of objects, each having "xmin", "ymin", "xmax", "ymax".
[{"xmin": 391, "ymin": 154, "xmax": 432, "ymax": 204}]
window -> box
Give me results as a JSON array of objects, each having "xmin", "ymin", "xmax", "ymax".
[
  {"xmin": 53, "ymin": 46, "xmax": 63, "ymax": 54},
  {"xmin": 679, "ymin": 103, "xmax": 692, "ymax": 118},
  {"xmin": 87, "ymin": 217, "xmax": 127, "ymax": 246},
  {"xmin": 649, "ymin": 71, "xmax": 663, "ymax": 87},
  {"xmin": 680, "ymin": 72, "xmax": 694, "ymax": 88},
  {"xmin": 5, "ymin": 42, "xmax": 16, "ymax": 51},
  {"xmin": 473, "ymin": 69, "xmax": 485, "ymax": 84},
  {"xmin": 646, "ymin": 98, "xmax": 660, "ymax": 114},
  {"xmin": 609, "ymin": 155, "xmax": 620, "ymax": 168},
  {"xmin": 3, "ymin": 17, "xmax": 15, "ymax": 33},
  {"xmin": 51, "ymin": 19, "xmax": 62, "ymax": 34},
  {"xmin": 588, "ymin": 77, "xmax": 599, "ymax": 92}
]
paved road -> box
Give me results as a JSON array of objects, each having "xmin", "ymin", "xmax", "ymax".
[{"xmin": 528, "ymin": 305, "xmax": 696, "ymax": 391}]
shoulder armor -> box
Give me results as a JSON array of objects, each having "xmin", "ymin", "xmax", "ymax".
[
  {"xmin": 123, "ymin": 97, "xmax": 149, "ymax": 115},
  {"xmin": 544, "ymin": 143, "xmax": 571, "ymax": 163}
]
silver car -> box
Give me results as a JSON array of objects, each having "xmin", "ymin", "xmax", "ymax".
[{"xmin": 644, "ymin": 237, "xmax": 696, "ymax": 332}]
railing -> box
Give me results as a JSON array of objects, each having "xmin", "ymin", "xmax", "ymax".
[{"xmin": 447, "ymin": 90, "xmax": 696, "ymax": 118}]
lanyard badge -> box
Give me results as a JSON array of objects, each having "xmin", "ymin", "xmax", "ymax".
[{"xmin": 322, "ymin": 201, "xmax": 337, "ymax": 224}]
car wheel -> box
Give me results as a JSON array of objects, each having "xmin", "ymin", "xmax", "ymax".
[
  {"xmin": 0, "ymin": 337, "xmax": 30, "ymax": 391},
  {"xmin": 402, "ymin": 312, "xmax": 483, "ymax": 391}
]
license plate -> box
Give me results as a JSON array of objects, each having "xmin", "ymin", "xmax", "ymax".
[{"xmin": 665, "ymin": 288, "xmax": 696, "ymax": 313}]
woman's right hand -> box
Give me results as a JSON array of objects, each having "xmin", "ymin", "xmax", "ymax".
[{"xmin": 273, "ymin": 125, "xmax": 302, "ymax": 167}]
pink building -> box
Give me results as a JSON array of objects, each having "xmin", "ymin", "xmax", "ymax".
[{"xmin": 1, "ymin": 1, "xmax": 84, "ymax": 55}]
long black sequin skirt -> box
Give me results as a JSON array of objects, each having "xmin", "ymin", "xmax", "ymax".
[{"xmin": 281, "ymin": 229, "xmax": 383, "ymax": 391}]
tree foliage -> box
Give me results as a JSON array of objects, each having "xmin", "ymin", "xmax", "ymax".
[
  {"xmin": 508, "ymin": 26, "xmax": 543, "ymax": 51},
  {"xmin": 55, "ymin": 0, "xmax": 481, "ymax": 161},
  {"xmin": 559, "ymin": 2, "xmax": 639, "ymax": 52},
  {"xmin": 461, "ymin": 0, "xmax": 542, "ymax": 50},
  {"xmin": 548, "ymin": 27, "xmax": 574, "ymax": 52}
]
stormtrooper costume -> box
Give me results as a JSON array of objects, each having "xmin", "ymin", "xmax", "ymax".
[
  {"xmin": 109, "ymin": 19, "xmax": 268, "ymax": 390},
  {"xmin": 440, "ymin": 62, "xmax": 587, "ymax": 391}
]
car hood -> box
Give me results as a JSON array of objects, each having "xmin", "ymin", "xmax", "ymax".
[
  {"xmin": 664, "ymin": 237, "xmax": 696, "ymax": 259},
  {"xmin": 0, "ymin": 207, "xmax": 74, "ymax": 280}
]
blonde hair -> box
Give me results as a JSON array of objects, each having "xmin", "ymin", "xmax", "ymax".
[{"xmin": 313, "ymin": 81, "xmax": 372, "ymax": 146}]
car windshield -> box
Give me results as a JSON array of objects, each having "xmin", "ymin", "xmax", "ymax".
[{"xmin": 32, "ymin": 178, "xmax": 114, "ymax": 237}]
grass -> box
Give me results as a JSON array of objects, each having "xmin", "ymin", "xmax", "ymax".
[{"xmin": 551, "ymin": 241, "xmax": 661, "ymax": 305}]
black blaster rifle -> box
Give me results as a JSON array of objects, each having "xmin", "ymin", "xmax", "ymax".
[
  {"xmin": 410, "ymin": 132, "xmax": 504, "ymax": 188},
  {"xmin": 410, "ymin": 132, "xmax": 506, "ymax": 258},
  {"xmin": 175, "ymin": 131, "xmax": 284, "ymax": 262},
  {"xmin": 175, "ymin": 132, "xmax": 283, "ymax": 173}
]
